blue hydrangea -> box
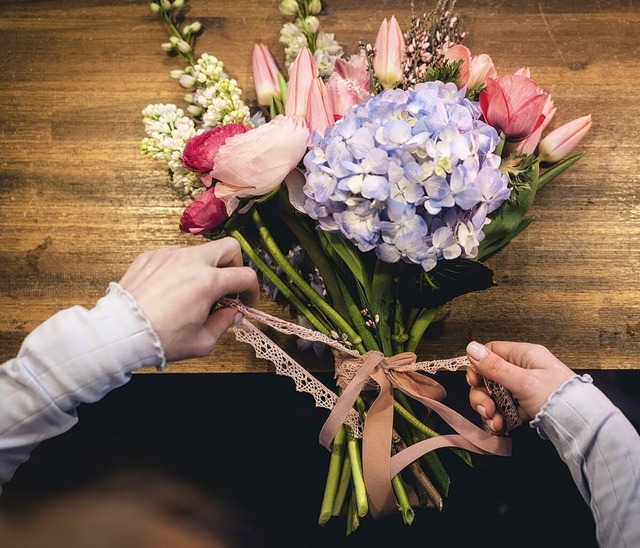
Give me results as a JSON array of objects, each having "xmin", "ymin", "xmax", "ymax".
[{"xmin": 302, "ymin": 81, "xmax": 510, "ymax": 272}]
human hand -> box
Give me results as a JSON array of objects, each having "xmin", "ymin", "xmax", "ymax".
[
  {"xmin": 119, "ymin": 238, "xmax": 260, "ymax": 362},
  {"xmin": 465, "ymin": 341, "xmax": 576, "ymax": 435}
]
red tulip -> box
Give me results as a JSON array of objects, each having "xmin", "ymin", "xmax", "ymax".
[
  {"xmin": 179, "ymin": 188, "xmax": 229, "ymax": 235},
  {"xmin": 479, "ymin": 74, "xmax": 549, "ymax": 141}
]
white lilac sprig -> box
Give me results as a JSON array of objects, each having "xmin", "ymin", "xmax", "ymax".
[
  {"xmin": 302, "ymin": 81, "xmax": 510, "ymax": 272},
  {"xmin": 278, "ymin": 0, "xmax": 343, "ymax": 77},
  {"xmin": 140, "ymin": 103, "xmax": 202, "ymax": 200}
]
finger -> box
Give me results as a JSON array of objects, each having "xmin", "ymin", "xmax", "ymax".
[
  {"xmin": 193, "ymin": 238, "xmax": 244, "ymax": 268},
  {"xmin": 469, "ymin": 386, "xmax": 497, "ymax": 419},
  {"xmin": 465, "ymin": 366, "xmax": 484, "ymax": 388},
  {"xmin": 212, "ymin": 267, "xmax": 260, "ymax": 307},
  {"xmin": 466, "ymin": 341, "xmax": 528, "ymax": 390},
  {"xmin": 201, "ymin": 306, "xmax": 242, "ymax": 346}
]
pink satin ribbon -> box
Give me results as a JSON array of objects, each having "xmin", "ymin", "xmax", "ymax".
[{"xmin": 319, "ymin": 351, "xmax": 512, "ymax": 518}]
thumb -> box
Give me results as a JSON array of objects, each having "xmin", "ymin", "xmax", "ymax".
[{"xmin": 466, "ymin": 341, "xmax": 525, "ymax": 392}]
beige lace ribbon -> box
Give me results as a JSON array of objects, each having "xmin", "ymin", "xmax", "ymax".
[{"xmin": 221, "ymin": 298, "xmax": 520, "ymax": 517}]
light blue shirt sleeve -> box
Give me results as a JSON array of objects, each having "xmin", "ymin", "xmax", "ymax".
[
  {"xmin": 531, "ymin": 374, "xmax": 640, "ymax": 548},
  {"xmin": 0, "ymin": 283, "xmax": 165, "ymax": 492}
]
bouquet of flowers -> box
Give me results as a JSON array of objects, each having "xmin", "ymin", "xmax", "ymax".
[{"xmin": 141, "ymin": 0, "xmax": 591, "ymax": 533}]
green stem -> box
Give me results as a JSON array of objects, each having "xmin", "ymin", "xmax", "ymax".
[
  {"xmin": 394, "ymin": 400, "xmax": 471, "ymax": 464},
  {"xmin": 252, "ymin": 208, "xmax": 365, "ymax": 352},
  {"xmin": 319, "ymin": 425, "xmax": 347, "ymax": 525},
  {"xmin": 346, "ymin": 433, "xmax": 368, "ymax": 518},
  {"xmin": 229, "ymin": 229, "xmax": 330, "ymax": 336},
  {"xmin": 332, "ymin": 450, "xmax": 352, "ymax": 516},
  {"xmin": 391, "ymin": 473, "xmax": 415, "ymax": 525},
  {"xmin": 335, "ymin": 276, "xmax": 380, "ymax": 352},
  {"xmin": 406, "ymin": 307, "xmax": 439, "ymax": 353}
]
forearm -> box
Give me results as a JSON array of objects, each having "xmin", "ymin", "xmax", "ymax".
[
  {"xmin": 0, "ymin": 283, "xmax": 164, "ymax": 490},
  {"xmin": 531, "ymin": 375, "xmax": 640, "ymax": 548}
]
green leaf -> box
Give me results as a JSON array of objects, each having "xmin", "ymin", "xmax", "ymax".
[
  {"xmin": 478, "ymin": 160, "xmax": 540, "ymax": 260},
  {"xmin": 399, "ymin": 259, "xmax": 495, "ymax": 309},
  {"xmin": 319, "ymin": 232, "xmax": 373, "ymax": 298},
  {"xmin": 370, "ymin": 260, "xmax": 396, "ymax": 356},
  {"xmin": 537, "ymin": 151, "xmax": 585, "ymax": 190}
]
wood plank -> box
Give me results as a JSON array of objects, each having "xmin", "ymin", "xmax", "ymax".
[{"xmin": 0, "ymin": 0, "xmax": 638, "ymax": 372}]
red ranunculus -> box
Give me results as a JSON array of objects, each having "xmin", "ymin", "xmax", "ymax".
[
  {"xmin": 181, "ymin": 124, "xmax": 249, "ymax": 181},
  {"xmin": 179, "ymin": 188, "xmax": 229, "ymax": 235}
]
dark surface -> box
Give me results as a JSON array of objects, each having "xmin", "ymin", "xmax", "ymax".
[{"xmin": 2, "ymin": 370, "xmax": 638, "ymax": 547}]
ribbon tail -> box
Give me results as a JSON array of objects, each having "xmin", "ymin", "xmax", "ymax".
[{"xmin": 362, "ymin": 368, "xmax": 397, "ymax": 518}]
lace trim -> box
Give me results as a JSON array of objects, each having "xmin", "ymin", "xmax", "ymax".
[{"xmin": 222, "ymin": 298, "xmax": 521, "ymax": 433}]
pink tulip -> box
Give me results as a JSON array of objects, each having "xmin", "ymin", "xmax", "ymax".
[
  {"xmin": 538, "ymin": 114, "xmax": 592, "ymax": 163},
  {"xmin": 285, "ymin": 47, "xmax": 317, "ymax": 117},
  {"xmin": 479, "ymin": 74, "xmax": 549, "ymax": 141},
  {"xmin": 252, "ymin": 43, "xmax": 282, "ymax": 107},
  {"xmin": 211, "ymin": 115, "xmax": 310, "ymax": 214},
  {"xmin": 444, "ymin": 45, "xmax": 497, "ymax": 89},
  {"xmin": 306, "ymin": 77, "xmax": 334, "ymax": 136},
  {"xmin": 326, "ymin": 53, "xmax": 371, "ymax": 117},
  {"xmin": 179, "ymin": 188, "xmax": 228, "ymax": 235},
  {"xmin": 373, "ymin": 16, "xmax": 405, "ymax": 89},
  {"xmin": 513, "ymin": 95, "xmax": 556, "ymax": 154}
]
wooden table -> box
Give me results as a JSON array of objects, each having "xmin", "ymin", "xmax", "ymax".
[{"xmin": 1, "ymin": 0, "xmax": 638, "ymax": 373}]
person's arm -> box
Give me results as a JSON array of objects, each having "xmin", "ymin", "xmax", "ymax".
[
  {"xmin": 0, "ymin": 238, "xmax": 260, "ymax": 492},
  {"xmin": 466, "ymin": 341, "xmax": 640, "ymax": 548},
  {"xmin": 0, "ymin": 284, "xmax": 164, "ymax": 490}
]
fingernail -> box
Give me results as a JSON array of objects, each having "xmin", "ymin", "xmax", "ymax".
[
  {"xmin": 465, "ymin": 372, "xmax": 471, "ymax": 386},
  {"xmin": 476, "ymin": 405, "xmax": 487, "ymax": 419},
  {"xmin": 487, "ymin": 419, "xmax": 497, "ymax": 432},
  {"xmin": 233, "ymin": 312, "xmax": 244, "ymax": 326},
  {"xmin": 467, "ymin": 341, "xmax": 488, "ymax": 361}
]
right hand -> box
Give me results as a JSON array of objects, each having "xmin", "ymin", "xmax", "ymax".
[
  {"xmin": 119, "ymin": 238, "xmax": 260, "ymax": 362},
  {"xmin": 465, "ymin": 341, "xmax": 576, "ymax": 435}
]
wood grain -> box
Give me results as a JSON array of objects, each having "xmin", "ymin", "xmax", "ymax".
[{"xmin": 0, "ymin": 0, "xmax": 638, "ymax": 373}]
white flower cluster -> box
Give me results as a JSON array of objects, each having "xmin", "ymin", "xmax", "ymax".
[
  {"xmin": 140, "ymin": 103, "xmax": 203, "ymax": 201},
  {"xmin": 172, "ymin": 53, "xmax": 251, "ymax": 127},
  {"xmin": 279, "ymin": 24, "xmax": 342, "ymax": 78}
]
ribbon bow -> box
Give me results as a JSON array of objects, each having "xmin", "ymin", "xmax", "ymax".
[{"xmin": 319, "ymin": 351, "xmax": 512, "ymax": 518}]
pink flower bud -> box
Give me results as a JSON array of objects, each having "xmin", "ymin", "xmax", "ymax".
[
  {"xmin": 538, "ymin": 115, "xmax": 592, "ymax": 163},
  {"xmin": 252, "ymin": 44, "xmax": 282, "ymax": 107},
  {"xmin": 373, "ymin": 16, "xmax": 405, "ymax": 89},
  {"xmin": 306, "ymin": 77, "xmax": 334, "ymax": 137},
  {"xmin": 285, "ymin": 47, "xmax": 317, "ymax": 117}
]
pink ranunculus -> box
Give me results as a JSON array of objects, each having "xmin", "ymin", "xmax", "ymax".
[
  {"xmin": 179, "ymin": 188, "xmax": 229, "ymax": 235},
  {"xmin": 252, "ymin": 43, "xmax": 282, "ymax": 107},
  {"xmin": 538, "ymin": 114, "xmax": 592, "ymax": 163},
  {"xmin": 479, "ymin": 74, "xmax": 549, "ymax": 141},
  {"xmin": 211, "ymin": 114, "xmax": 310, "ymax": 215},
  {"xmin": 285, "ymin": 47, "xmax": 317, "ymax": 117},
  {"xmin": 373, "ymin": 16, "xmax": 405, "ymax": 89},
  {"xmin": 326, "ymin": 53, "xmax": 371, "ymax": 117},
  {"xmin": 181, "ymin": 124, "xmax": 250, "ymax": 184}
]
